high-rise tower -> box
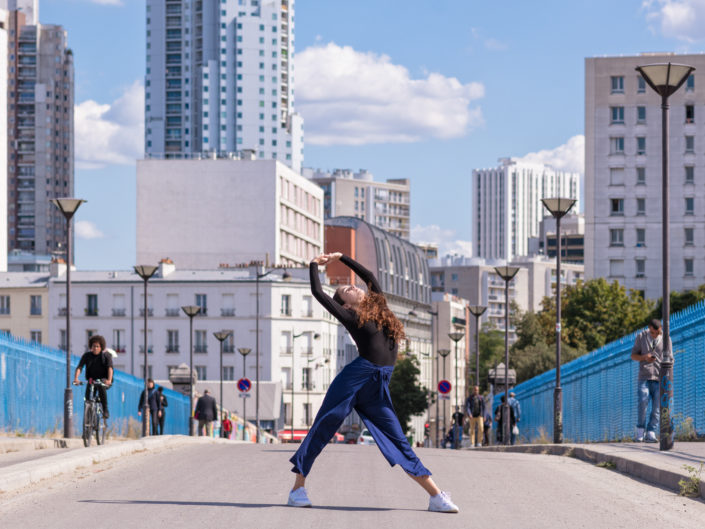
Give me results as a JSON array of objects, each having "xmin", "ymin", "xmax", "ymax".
[{"xmin": 145, "ymin": 0, "xmax": 303, "ymax": 173}]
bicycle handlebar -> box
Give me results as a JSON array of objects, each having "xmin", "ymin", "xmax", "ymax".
[{"xmin": 73, "ymin": 379, "xmax": 110, "ymax": 387}]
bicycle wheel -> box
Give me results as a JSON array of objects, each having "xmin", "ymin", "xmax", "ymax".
[
  {"xmin": 83, "ymin": 403, "xmax": 94, "ymax": 447},
  {"xmin": 95, "ymin": 407, "xmax": 105, "ymax": 445}
]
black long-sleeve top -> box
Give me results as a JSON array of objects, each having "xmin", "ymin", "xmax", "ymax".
[{"xmin": 310, "ymin": 254, "xmax": 398, "ymax": 366}]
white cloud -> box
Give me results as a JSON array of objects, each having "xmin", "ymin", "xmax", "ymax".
[
  {"xmin": 75, "ymin": 221, "xmax": 105, "ymax": 240},
  {"xmin": 411, "ymin": 224, "xmax": 473, "ymax": 258},
  {"xmin": 74, "ymin": 80, "xmax": 144, "ymax": 169},
  {"xmin": 513, "ymin": 135, "xmax": 585, "ymax": 174},
  {"xmin": 643, "ymin": 0, "xmax": 705, "ymax": 41},
  {"xmin": 297, "ymin": 43, "xmax": 485, "ymax": 146}
]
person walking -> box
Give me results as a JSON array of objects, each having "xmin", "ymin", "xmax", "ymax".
[
  {"xmin": 483, "ymin": 409, "xmax": 493, "ymax": 446},
  {"xmin": 138, "ymin": 378, "xmax": 162, "ymax": 435},
  {"xmin": 195, "ymin": 389, "xmax": 218, "ymax": 436},
  {"xmin": 451, "ymin": 406, "xmax": 464, "ymax": 449},
  {"xmin": 221, "ymin": 413, "xmax": 233, "ymax": 439},
  {"xmin": 494, "ymin": 395, "xmax": 515, "ymax": 445},
  {"xmin": 465, "ymin": 386, "xmax": 485, "ymax": 448},
  {"xmin": 508, "ymin": 392, "xmax": 521, "ymax": 445},
  {"xmin": 157, "ymin": 386, "xmax": 168, "ymax": 435},
  {"xmin": 287, "ymin": 252, "xmax": 459, "ymax": 513},
  {"xmin": 631, "ymin": 319, "xmax": 671, "ymax": 442}
]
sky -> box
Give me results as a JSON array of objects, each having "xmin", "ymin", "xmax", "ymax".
[{"xmin": 37, "ymin": 0, "xmax": 705, "ymax": 269}]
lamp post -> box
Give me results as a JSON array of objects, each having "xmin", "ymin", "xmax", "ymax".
[
  {"xmin": 254, "ymin": 266, "xmax": 291, "ymax": 442},
  {"xmin": 214, "ymin": 330, "xmax": 233, "ymax": 435},
  {"xmin": 438, "ymin": 348, "xmax": 450, "ymax": 444},
  {"xmin": 448, "ymin": 331, "xmax": 464, "ymax": 449},
  {"xmin": 542, "ymin": 197, "xmax": 576, "ymax": 444},
  {"xmin": 494, "ymin": 265, "xmax": 520, "ymax": 445},
  {"xmin": 468, "ymin": 306, "xmax": 486, "ymax": 389},
  {"xmin": 237, "ymin": 347, "xmax": 251, "ymax": 440},
  {"xmin": 50, "ymin": 197, "xmax": 86, "ymax": 438},
  {"xmin": 181, "ymin": 305, "xmax": 201, "ymax": 435},
  {"xmin": 134, "ymin": 265, "xmax": 158, "ymax": 437},
  {"xmin": 635, "ymin": 62, "xmax": 695, "ymax": 452},
  {"xmin": 290, "ymin": 330, "xmax": 319, "ymax": 442}
]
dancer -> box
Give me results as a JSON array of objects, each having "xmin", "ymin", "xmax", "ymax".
[{"xmin": 287, "ymin": 252, "xmax": 459, "ymax": 513}]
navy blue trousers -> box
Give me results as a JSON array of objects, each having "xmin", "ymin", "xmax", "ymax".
[{"xmin": 290, "ymin": 356, "xmax": 431, "ymax": 478}]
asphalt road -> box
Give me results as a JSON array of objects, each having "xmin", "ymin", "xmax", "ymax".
[{"xmin": 1, "ymin": 443, "xmax": 703, "ymax": 528}]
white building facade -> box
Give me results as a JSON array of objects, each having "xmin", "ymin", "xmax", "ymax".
[
  {"xmin": 473, "ymin": 159, "xmax": 580, "ymax": 261},
  {"xmin": 136, "ymin": 158, "xmax": 323, "ymax": 269},
  {"xmin": 586, "ymin": 53, "xmax": 705, "ymax": 299},
  {"xmin": 145, "ymin": 0, "xmax": 303, "ymax": 173}
]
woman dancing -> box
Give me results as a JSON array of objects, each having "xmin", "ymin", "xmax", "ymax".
[{"xmin": 287, "ymin": 252, "xmax": 459, "ymax": 513}]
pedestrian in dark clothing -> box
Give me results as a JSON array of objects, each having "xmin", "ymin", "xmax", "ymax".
[
  {"xmin": 508, "ymin": 391, "xmax": 521, "ymax": 445},
  {"xmin": 494, "ymin": 395, "xmax": 516, "ymax": 445},
  {"xmin": 138, "ymin": 378, "xmax": 162, "ymax": 435},
  {"xmin": 483, "ymin": 410, "xmax": 492, "ymax": 446},
  {"xmin": 221, "ymin": 413, "xmax": 233, "ymax": 439},
  {"xmin": 157, "ymin": 386, "xmax": 168, "ymax": 435},
  {"xmin": 451, "ymin": 406, "xmax": 464, "ymax": 449},
  {"xmin": 195, "ymin": 389, "xmax": 218, "ymax": 436}
]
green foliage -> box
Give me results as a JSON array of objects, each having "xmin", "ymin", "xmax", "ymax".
[
  {"xmin": 678, "ymin": 463, "xmax": 703, "ymax": 497},
  {"xmin": 477, "ymin": 325, "xmax": 505, "ymax": 392},
  {"xmin": 389, "ymin": 354, "xmax": 428, "ymax": 435},
  {"xmin": 650, "ymin": 285, "xmax": 705, "ymax": 321}
]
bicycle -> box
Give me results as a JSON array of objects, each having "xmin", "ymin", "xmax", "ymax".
[{"xmin": 73, "ymin": 379, "xmax": 108, "ymax": 447}]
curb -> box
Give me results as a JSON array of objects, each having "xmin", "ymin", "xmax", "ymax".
[
  {"xmin": 478, "ymin": 444, "xmax": 705, "ymax": 500},
  {"xmin": 0, "ymin": 435, "xmax": 219, "ymax": 494},
  {"xmin": 0, "ymin": 437, "xmax": 87, "ymax": 453}
]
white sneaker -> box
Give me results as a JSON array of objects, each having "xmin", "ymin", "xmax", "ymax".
[
  {"xmin": 635, "ymin": 427, "xmax": 644, "ymax": 442},
  {"xmin": 645, "ymin": 431, "xmax": 658, "ymax": 443},
  {"xmin": 287, "ymin": 487, "xmax": 312, "ymax": 508},
  {"xmin": 428, "ymin": 491, "xmax": 459, "ymax": 513}
]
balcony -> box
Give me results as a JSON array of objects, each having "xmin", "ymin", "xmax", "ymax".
[
  {"xmin": 280, "ymin": 347, "xmax": 292, "ymax": 355},
  {"xmin": 112, "ymin": 308, "xmax": 126, "ymax": 317},
  {"xmin": 58, "ymin": 307, "xmax": 67, "ymax": 316},
  {"xmin": 280, "ymin": 309, "xmax": 292, "ymax": 317},
  {"xmin": 220, "ymin": 308, "xmax": 235, "ymax": 317},
  {"xmin": 196, "ymin": 308, "xmax": 208, "ymax": 316},
  {"xmin": 165, "ymin": 308, "xmax": 180, "ymax": 317},
  {"xmin": 223, "ymin": 344, "xmax": 235, "ymax": 353},
  {"xmin": 84, "ymin": 308, "xmax": 98, "ymax": 317},
  {"xmin": 138, "ymin": 346, "xmax": 154, "ymax": 354},
  {"xmin": 166, "ymin": 345, "xmax": 180, "ymax": 353},
  {"xmin": 139, "ymin": 308, "xmax": 154, "ymax": 317},
  {"xmin": 194, "ymin": 345, "xmax": 208, "ymax": 354},
  {"xmin": 112, "ymin": 346, "xmax": 126, "ymax": 353}
]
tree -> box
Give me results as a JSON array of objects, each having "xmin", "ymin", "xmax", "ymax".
[
  {"xmin": 388, "ymin": 354, "xmax": 428, "ymax": 435},
  {"xmin": 477, "ymin": 324, "xmax": 505, "ymax": 393},
  {"xmin": 649, "ymin": 284, "xmax": 705, "ymax": 321}
]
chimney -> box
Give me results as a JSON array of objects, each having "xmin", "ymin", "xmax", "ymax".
[
  {"xmin": 50, "ymin": 257, "xmax": 67, "ymax": 278},
  {"xmin": 158, "ymin": 257, "xmax": 176, "ymax": 277}
]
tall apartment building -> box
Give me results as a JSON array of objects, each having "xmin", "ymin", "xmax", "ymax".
[
  {"xmin": 145, "ymin": 0, "xmax": 303, "ymax": 173},
  {"xmin": 473, "ymin": 158, "xmax": 579, "ymax": 261},
  {"xmin": 5, "ymin": 3, "xmax": 74, "ymax": 259},
  {"xmin": 586, "ymin": 53, "xmax": 705, "ymax": 300},
  {"xmin": 306, "ymin": 168, "xmax": 411, "ymax": 239},
  {"xmin": 0, "ymin": 8, "xmax": 8, "ymax": 271}
]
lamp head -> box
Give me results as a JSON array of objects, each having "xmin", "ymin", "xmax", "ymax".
[
  {"xmin": 213, "ymin": 331, "xmax": 232, "ymax": 342},
  {"xmin": 238, "ymin": 347, "xmax": 251, "ymax": 357},
  {"xmin": 50, "ymin": 198, "xmax": 86, "ymax": 220},
  {"xmin": 636, "ymin": 62, "xmax": 695, "ymax": 98},
  {"xmin": 448, "ymin": 331, "xmax": 464, "ymax": 343},
  {"xmin": 181, "ymin": 305, "xmax": 201, "ymax": 317},
  {"xmin": 494, "ymin": 266, "xmax": 520, "ymax": 282},
  {"xmin": 134, "ymin": 265, "xmax": 159, "ymax": 281},
  {"xmin": 541, "ymin": 197, "xmax": 576, "ymax": 218},
  {"xmin": 468, "ymin": 305, "xmax": 487, "ymax": 317},
  {"xmin": 438, "ymin": 349, "xmax": 451, "ymax": 358}
]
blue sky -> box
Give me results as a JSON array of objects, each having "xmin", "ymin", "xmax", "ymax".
[{"xmin": 38, "ymin": 0, "xmax": 705, "ymax": 269}]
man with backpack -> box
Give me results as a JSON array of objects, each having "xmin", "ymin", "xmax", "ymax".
[{"xmin": 465, "ymin": 385, "xmax": 485, "ymax": 448}]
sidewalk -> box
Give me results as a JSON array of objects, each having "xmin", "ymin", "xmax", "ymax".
[{"xmin": 479, "ymin": 441, "xmax": 705, "ymax": 499}]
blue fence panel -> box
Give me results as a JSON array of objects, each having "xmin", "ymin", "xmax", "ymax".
[
  {"xmin": 0, "ymin": 333, "xmax": 190, "ymax": 437},
  {"xmin": 495, "ymin": 301, "xmax": 705, "ymax": 443}
]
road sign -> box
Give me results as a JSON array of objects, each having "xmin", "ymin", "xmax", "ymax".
[
  {"xmin": 237, "ymin": 378, "xmax": 252, "ymax": 393},
  {"xmin": 238, "ymin": 393, "xmax": 251, "ymax": 398},
  {"xmin": 439, "ymin": 394, "xmax": 450, "ymax": 400},
  {"xmin": 438, "ymin": 380, "xmax": 451, "ymax": 394}
]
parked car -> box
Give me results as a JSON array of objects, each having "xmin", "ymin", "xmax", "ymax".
[{"xmin": 357, "ymin": 429, "xmax": 376, "ymax": 445}]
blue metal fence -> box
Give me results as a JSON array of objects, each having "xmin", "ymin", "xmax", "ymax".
[
  {"xmin": 0, "ymin": 333, "xmax": 190, "ymax": 437},
  {"xmin": 494, "ymin": 301, "xmax": 705, "ymax": 443}
]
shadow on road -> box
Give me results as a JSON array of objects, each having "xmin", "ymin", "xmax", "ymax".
[{"xmin": 79, "ymin": 499, "xmax": 406, "ymax": 512}]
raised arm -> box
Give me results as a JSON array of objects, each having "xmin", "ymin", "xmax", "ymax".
[
  {"xmin": 309, "ymin": 261, "xmax": 354, "ymax": 324},
  {"xmin": 339, "ymin": 254, "xmax": 382, "ymax": 294}
]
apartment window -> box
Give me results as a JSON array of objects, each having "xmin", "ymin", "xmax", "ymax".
[
  {"xmin": 112, "ymin": 329, "xmax": 125, "ymax": 353},
  {"xmin": 221, "ymin": 293, "xmax": 235, "ymax": 317},
  {"xmin": 59, "ymin": 329, "xmax": 67, "ymax": 351},
  {"xmin": 685, "ymin": 135, "xmax": 695, "ymax": 153},
  {"xmin": 610, "ymin": 106, "xmax": 624, "ymax": 124},
  {"xmin": 609, "ymin": 259, "xmax": 624, "ymax": 277},
  {"xmin": 686, "ymin": 74, "xmax": 695, "ymax": 92},
  {"xmin": 195, "ymin": 294, "xmax": 207, "ymax": 316},
  {"xmin": 167, "ymin": 330, "xmax": 179, "ymax": 353},
  {"xmin": 140, "ymin": 365, "xmax": 154, "ymax": 379},
  {"xmin": 611, "ymin": 76, "xmax": 624, "ymax": 93},
  {"xmin": 302, "ymin": 295, "xmax": 313, "ymax": 317},
  {"xmin": 112, "ymin": 294, "xmax": 126, "ymax": 317},
  {"xmin": 610, "ymin": 228, "xmax": 624, "ymax": 247},
  {"xmin": 30, "ymin": 295, "xmax": 42, "ymax": 316},
  {"xmin": 685, "ymin": 197, "xmax": 695, "ymax": 215},
  {"xmin": 636, "ymin": 228, "xmax": 646, "ymax": 247},
  {"xmin": 195, "ymin": 366, "xmax": 207, "ymax": 380},
  {"xmin": 636, "ymin": 106, "xmax": 646, "ymax": 123},
  {"xmin": 609, "ymin": 167, "xmax": 624, "ymax": 185},
  {"xmin": 637, "ymin": 75, "xmax": 646, "ymax": 93},
  {"xmin": 610, "ymin": 198, "xmax": 624, "ymax": 216},
  {"xmin": 636, "ymin": 167, "xmax": 646, "ymax": 185},
  {"xmin": 685, "ymin": 165, "xmax": 695, "ymax": 183},
  {"xmin": 685, "ymin": 227, "xmax": 694, "ymax": 246},
  {"xmin": 686, "ymin": 104, "xmax": 695, "ymax": 124},
  {"xmin": 223, "ymin": 332, "xmax": 234, "ymax": 353},
  {"xmin": 636, "ymin": 137, "xmax": 646, "ymax": 155},
  {"xmin": 223, "ymin": 366, "xmax": 235, "ymax": 381},
  {"xmin": 636, "ymin": 198, "xmax": 646, "ymax": 216},
  {"xmin": 610, "ymin": 137, "xmax": 624, "ymax": 154},
  {"xmin": 281, "ymin": 294, "xmax": 291, "ymax": 316},
  {"xmin": 635, "ymin": 259, "xmax": 645, "ymax": 278},
  {"xmin": 86, "ymin": 294, "xmax": 98, "ymax": 316},
  {"xmin": 195, "ymin": 330, "xmax": 207, "ymax": 353},
  {"xmin": 0, "ymin": 296, "xmax": 10, "ymax": 315},
  {"xmin": 685, "ymin": 258, "xmax": 694, "ymax": 277},
  {"xmin": 30, "ymin": 330, "xmax": 42, "ymax": 343}
]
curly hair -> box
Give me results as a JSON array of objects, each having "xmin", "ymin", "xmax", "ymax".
[{"xmin": 355, "ymin": 291, "xmax": 405, "ymax": 345}]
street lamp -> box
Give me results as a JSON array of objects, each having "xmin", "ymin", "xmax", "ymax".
[
  {"xmin": 468, "ymin": 305, "xmax": 486, "ymax": 390},
  {"xmin": 214, "ymin": 330, "xmax": 233, "ymax": 435},
  {"xmin": 50, "ymin": 197, "xmax": 86, "ymax": 438},
  {"xmin": 254, "ymin": 266, "xmax": 291, "ymax": 441},
  {"xmin": 181, "ymin": 305, "xmax": 201, "ymax": 435},
  {"xmin": 134, "ymin": 265, "xmax": 158, "ymax": 437},
  {"xmin": 635, "ymin": 62, "xmax": 695, "ymax": 452},
  {"xmin": 290, "ymin": 330, "xmax": 319, "ymax": 442},
  {"xmin": 448, "ymin": 331, "xmax": 464, "ymax": 450},
  {"xmin": 237, "ymin": 347, "xmax": 252, "ymax": 439},
  {"xmin": 438, "ymin": 348, "xmax": 451, "ymax": 444},
  {"xmin": 541, "ymin": 197, "xmax": 576, "ymax": 444},
  {"xmin": 494, "ymin": 265, "xmax": 520, "ymax": 445}
]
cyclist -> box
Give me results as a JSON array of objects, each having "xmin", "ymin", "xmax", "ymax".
[{"xmin": 73, "ymin": 335, "xmax": 113, "ymax": 419}]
